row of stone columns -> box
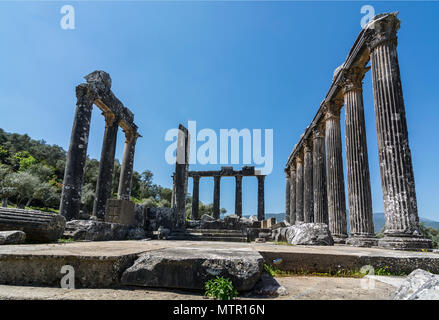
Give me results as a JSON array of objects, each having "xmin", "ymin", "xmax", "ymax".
[
  {"xmin": 285, "ymin": 14, "xmax": 431, "ymax": 249},
  {"xmin": 60, "ymin": 85, "xmax": 139, "ymax": 221},
  {"xmin": 190, "ymin": 175, "xmax": 265, "ymax": 221}
]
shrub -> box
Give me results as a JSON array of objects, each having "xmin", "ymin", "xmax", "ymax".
[{"xmin": 204, "ymin": 276, "xmax": 238, "ymax": 300}]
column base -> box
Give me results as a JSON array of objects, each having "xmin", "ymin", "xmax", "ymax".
[
  {"xmin": 346, "ymin": 235, "xmax": 378, "ymax": 247},
  {"xmin": 332, "ymin": 235, "xmax": 348, "ymax": 244},
  {"xmin": 378, "ymin": 236, "xmax": 432, "ymax": 251}
]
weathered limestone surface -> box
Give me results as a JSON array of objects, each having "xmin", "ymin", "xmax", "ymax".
[
  {"xmin": 121, "ymin": 247, "xmax": 264, "ymax": 291},
  {"xmin": 257, "ymin": 175, "xmax": 265, "ymax": 221},
  {"xmin": 295, "ymin": 155, "xmax": 304, "ymax": 223},
  {"xmin": 143, "ymin": 207, "xmax": 175, "ymax": 232},
  {"xmin": 235, "ymin": 175, "xmax": 243, "ymax": 217},
  {"xmin": 272, "ymin": 223, "xmax": 334, "ymax": 246},
  {"xmin": 342, "ymin": 67, "xmax": 376, "ymax": 246},
  {"xmin": 303, "ymin": 141, "xmax": 314, "ymax": 223},
  {"xmin": 59, "ymin": 84, "xmax": 94, "ymax": 221},
  {"xmin": 284, "ymin": 170, "xmax": 290, "ymax": 224},
  {"xmin": 64, "ymin": 220, "xmax": 145, "ymax": 241},
  {"xmin": 105, "ymin": 199, "xmax": 135, "ymax": 225},
  {"xmin": 93, "ymin": 114, "xmax": 119, "ymax": 219},
  {"xmin": 118, "ymin": 132, "xmax": 138, "ymax": 200},
  {"xmin": 368, "ymin": 14, "xmax": 431, "ymax": 249},
  {"xmin": 0, "ymin": 231, "xmax": 26, "ymax": 245},
  {"xmin": 174, "ymin": 124, "xmax": 189, "ymax": 230},
  {"xmin": 392, "ymin": 269, "xmax": 439, "ymax": 300},
  {"xmin": 289, "ymin": 166, "xmax": 296, "ymax": 225},
  {"xmin": 312, "ymin": 125, "xmax": 328, "ymax": 224},
  {"xmin": 0, "ymin": 208, "xmax": 65, "ymax": 242},
  {"xmin": 325, "ymin": 100, "xmax": 347, "ymax": 243}
]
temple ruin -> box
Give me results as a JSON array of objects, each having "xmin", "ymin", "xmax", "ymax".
[
  {"xmin": 284, "ymin": 13, "xmax": 431, "ymax": 249},
  {"xmin": 59, "ymin": 71, "xmax": 141, "ymax": 222}
]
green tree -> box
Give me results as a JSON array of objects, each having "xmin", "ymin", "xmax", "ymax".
[
  {"xmin": 0, "ymin": 164, "xmax": 15, "ymax": 207},
  {"xmin": 8, "ymin": 171, "xmax": 40, "ymax": 208}
]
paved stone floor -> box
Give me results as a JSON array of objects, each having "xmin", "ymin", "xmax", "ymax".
[{"xmin": 0, "ymin": 275, "xmax": 398, "ymax": 300}]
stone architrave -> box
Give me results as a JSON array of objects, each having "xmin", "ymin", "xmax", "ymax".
[
  {"xmin": 368, "ymin": 13, "xmax": 431, "ymax": 249},
  {"xmin": 324, "ymin": 99, "xmax": 347, "ymax": 243}
]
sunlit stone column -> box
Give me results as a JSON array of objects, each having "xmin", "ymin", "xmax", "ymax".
[
  {"xmin": 191, "ymin": 175, "xmax": 200, "ymax": 220},
  {"xmin": 59, "ymin": 84, "xmax": 95, "ymax": 221},
  {"xmin": 257, "ymin": 175, "xmax": 265, "ymax": 221},
  {"xmin": 342, "ymin": 67, "xmax": 377, "ymax": 247},
  {"xmin": 325, "ymin": 99, "xmax": 347, "ymax": 243},
  {"xmin": 289, "ymin": 164, "xmax": 297, "ymax": 225},
  {"xmin": 235, "ymin": 175, "xmax": 243, "ymax": 217},
  {"xmin": 285, "ymin": 169, "xmax": 291, "ymax": 224},
  {"xmin": 93, "ymin": 112, "xmax": 119, "ymax": 220},
  {"xmin": 118, "ymin": 131, "xmax": 138, "ymax": 200},
  {"xmin": 295, "ymin": 154, "xmax": 304, "ymax": 223},
  {"xmin": 303, "ymin": 140, "xmax": 314, "ymax": 223},
  {"xmin": 368, "ymin": 13, "xmax": 431, "ymax": 249},
  {"xmin": 312, "ymin": 123, "xmax": 328, "ymax": 224},
  {"xmin": 213, "ymin": 175, "xmax": 221, "ymax": 219}
]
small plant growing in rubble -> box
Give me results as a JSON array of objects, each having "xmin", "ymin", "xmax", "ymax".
[{"xmin": 204, "ymin": 276, "xmax": 238, "ymax": 300}]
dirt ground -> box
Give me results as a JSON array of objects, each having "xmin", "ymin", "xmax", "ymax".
[{"xmin": 0, "ymin": 275, "xmax": 396, "ymax": 300}]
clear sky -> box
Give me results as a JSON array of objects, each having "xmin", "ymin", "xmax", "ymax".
[{"xmin": 1, "ymin": 1, "xmax": 438, "ymax": 220}]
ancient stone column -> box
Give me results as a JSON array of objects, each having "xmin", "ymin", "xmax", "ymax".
[
  {"xmin": 289, "ymin": 165, "xmax": 297, "ymax": 225},
  {"xmin": 117, "ymin": 131, "xmax": 138, "ymax": 200},
  {"xmin": 213, "ymin": 175, "xmax": 221, "ymax": 219},
  {"xmin": 295, "ymin": 154, "xmax": 304, "ymax": 223},
  {"xmin": 257, "ymin": 175, "xmax": 265, "ymax": 221},
  {"xmin": 191, "ymin": 175, "xmax": 200, "ymax": 220},
  {"xmin": 284, "ymin": 169, "xmax": 291, "ymax": 224},
  {"xmin": 368, "ymin": 13, "xmax": 431, "ymax": 249},
  {"xmin": 174, "ymin": 125, "xmax": 189, "ymax": 229},
  {"xmin": 325, "ymin": 100, "xmax": 347, "ymax": 243},
  {"xmin": 235, "ymin": 175, "xmax": 243, "ymax": 217},
  {"xmin": 93, "ymin": 112, "xmax": 119, "ymax": 220},
  {"xmin": 59, "ymin": 84, "xmax": 95, "ymax": 221},
  {"xmin": 342, "ymin": 67, "xmax": 376, "ymax": 247},
  {"xmin": 312, "ymin": 123, "xmax": 328, "ymax": 224},
  {"xmin": 303, "ymin": 140, "xmax": 314, "ymax": 223}
]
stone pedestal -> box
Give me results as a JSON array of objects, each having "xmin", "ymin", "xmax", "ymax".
[
  {"xmin": 191, "ymin": 176, "xmax": 200, "ymax": 220},
  {"xmin": 213, "ymin": 175, "xmax": 221, "ymax": 219},
  {"xmin": 295, "ymin": 155, "xmax": 304, "ymax": 223},
  {"xmin": 59, "ymin": 84, "xmax": 94, "ymax": 221},
  {"xmin": 325, "ymin": 100, "xmax": 347, "ymax": 243},
  {"xmin": 235, "ymin": 175, "xmax": 243, "ymax": 217},
  {"xmin": 303, "ymin": 140, "xmax": 314, "ymax": 223},
  {"xmin": 257, "ymin": 175, "xmax": 265, "ymax": 221},
  {"xmin": 368, "ymin": 13, "xmax": 431, "ymax": 249},
  {"xmin": 342, "ymin": 67, "xmax": 376, "ymax": 247},
  {"xmin": 312, "ymin": 124, "xmax": 328, "ymax": 224},
  {"xmin": 93, "ymin": 113, "xmax": 119, "ymax": 220},
  {"xmin": 105, "ymin": 199, "xmax": 135, "ymax": 225}
]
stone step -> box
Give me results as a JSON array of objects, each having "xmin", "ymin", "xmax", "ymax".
[{"xmin": 167, "ymin": 234, "xmax": 248, "ymax": 242}]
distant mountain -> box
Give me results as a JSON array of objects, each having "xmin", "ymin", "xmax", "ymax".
[{"xmin": 244, "ymin": 212, "xmax": 439, "ymax": 233}]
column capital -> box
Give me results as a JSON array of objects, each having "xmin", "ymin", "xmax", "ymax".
[
  {"xmin": 366, "ymin": 13, "xmax": 400, "ymax": 51},
  {"xmin": 295, "ymin": 152, "xmax": 304, "ymax": 163},
  {"xmin": 341, "ymin": 67, "xmax": 369, "ymax": 94},
  {"xmin": 284, "ymin": 168, "xmax": 290, "ymax": 178},
  {"xmin": 323, "ymin": 99, "xmax": 343, "ymax": 121},
  {"xmin": 235, "ymin": 174, "xmax": 243, "ymax": 180},
  {"xmin": 257, "ymin": 174, "xmax": 266, "ymax": 181},
  {"xmin": 312, "ymin": 122, "xmax": 325, "ymax": 140},
  {"xmin": 75, "ymin": 84, "xmax": 96, "ymax": 105},
  {"xmin": 192, "ymin": 175, "xmax": 200, "ymax": 182},
  {"xmin": 303, "ymin": 138, "xmax": 313, "ymax": 153},
  {"xmin": 102, "ymin": 111, "xmax": 118, "ymax": 127}
]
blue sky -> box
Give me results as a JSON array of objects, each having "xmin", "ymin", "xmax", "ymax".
[{"xmin": 0, "ymin": 1, "xmax": 438, "ymax": 220}]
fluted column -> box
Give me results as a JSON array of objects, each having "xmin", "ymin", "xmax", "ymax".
[
  {"xmin": 342, "ymin": 67, "xmax": 376, "ymax": 247},
  {"xmin": 285, "ymin": 169, "xmax": 291, "ymax": 224},
  {"xmin": 117, "ymin": 131, "xmax": 138, "ymax": 200},
  {"xmin": 191, "ymin": 175, "xmax": 200, "ymax": 220},
  {"xmin": 312, "ymin": 123, "xmax": 328, "ymax": 224},
  {"xmin": 93, "ymin": 112, "xmax": 119, "ymax": 220},
  {"xmin": 303, "ymin": 140, "xmax": 314, "ymax": 222},
  {"xmin": 368, "ymin": 13, "xmax": 430, "ymax": 249},
  {"xmin": 325, "ymin": 99, "xmax": 347, "ymax": 243},
  {"xmin": 213, "ymin": 175, "xmax": 221, "ymax": 219},
  {"xmin": 257, "ymin": 175, "xmax": 265, "ymax": 221},
  {"xmin": 235, "ymin": 175, "xmax": 243, "ymax": 217},
  {"xmin": 59, "ymin": 84, "xmax": 95, "ymax": 221},
  {"xmin": 295, "ymin": 154, "xmax": 304, "ymax": 223},
  {"xmin": 289, "ymin": 165, "xmax": 296, "ymax": 225}
]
